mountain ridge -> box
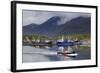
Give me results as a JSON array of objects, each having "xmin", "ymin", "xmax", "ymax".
[{"xmin": 23, "ymin": 16, "xmax": 91, "ymax": 37}]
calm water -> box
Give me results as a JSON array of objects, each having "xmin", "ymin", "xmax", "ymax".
[{"xmin": 22, "ymin": 45, "xmax": 90, "ymax": 63}]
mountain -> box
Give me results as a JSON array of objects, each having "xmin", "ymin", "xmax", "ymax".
[
  {"xmin": 53, "ymin": 16, "xmax": 91, "ymax": 36},
  {"xmin": 23, "ymin": 16, "xmax": 91, "ymax": 37},
  {"xmin": 23, "ymin": 23, "xmax": 39, "ymax": 35},
  {"xmin": 23, "ymin": 16, "xmax": 61, "ymax": 36}
]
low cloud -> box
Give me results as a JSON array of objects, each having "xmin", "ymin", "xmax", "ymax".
[{"xmin": 23, "ymin": 10, "xmax": 90, "ymax": 26}]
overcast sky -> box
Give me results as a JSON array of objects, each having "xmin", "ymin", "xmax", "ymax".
[{"xmin": 22, "ymin": 10, "xmax": 90, "ymax": 26}]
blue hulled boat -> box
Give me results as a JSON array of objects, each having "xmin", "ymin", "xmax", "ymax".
[
  {"xmin": 56, "ymin": 37, "xmax": 80, "ymax": 46},
  {"xmin": 57, "ymin": 41, "xmax": 74, "ymax": 46}
]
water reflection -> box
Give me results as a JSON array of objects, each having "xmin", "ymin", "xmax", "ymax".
[
  {"xmin": 23, "ymin": 41, "xmax": 90, "ymax": 62},
  {"xmin": 23, "ymin": 33, "xmax": 92, "ymax": 62},
  {"xmin": 34, "ymin": 45, "xmax": 78, "ymax": 57}
]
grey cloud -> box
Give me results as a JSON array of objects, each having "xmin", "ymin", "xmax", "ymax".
[{"xmin": 22, "ymin": 10, "xmax": 90, "ymax": 26}]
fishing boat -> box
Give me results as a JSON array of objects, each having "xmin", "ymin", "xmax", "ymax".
[
  {"xmin": 57, "ymin": 51, "xmax": 78, "ymax": 57},
  {"xmin": 57, "ymin": 37, "xmax": 80, "ymax": 46}
]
